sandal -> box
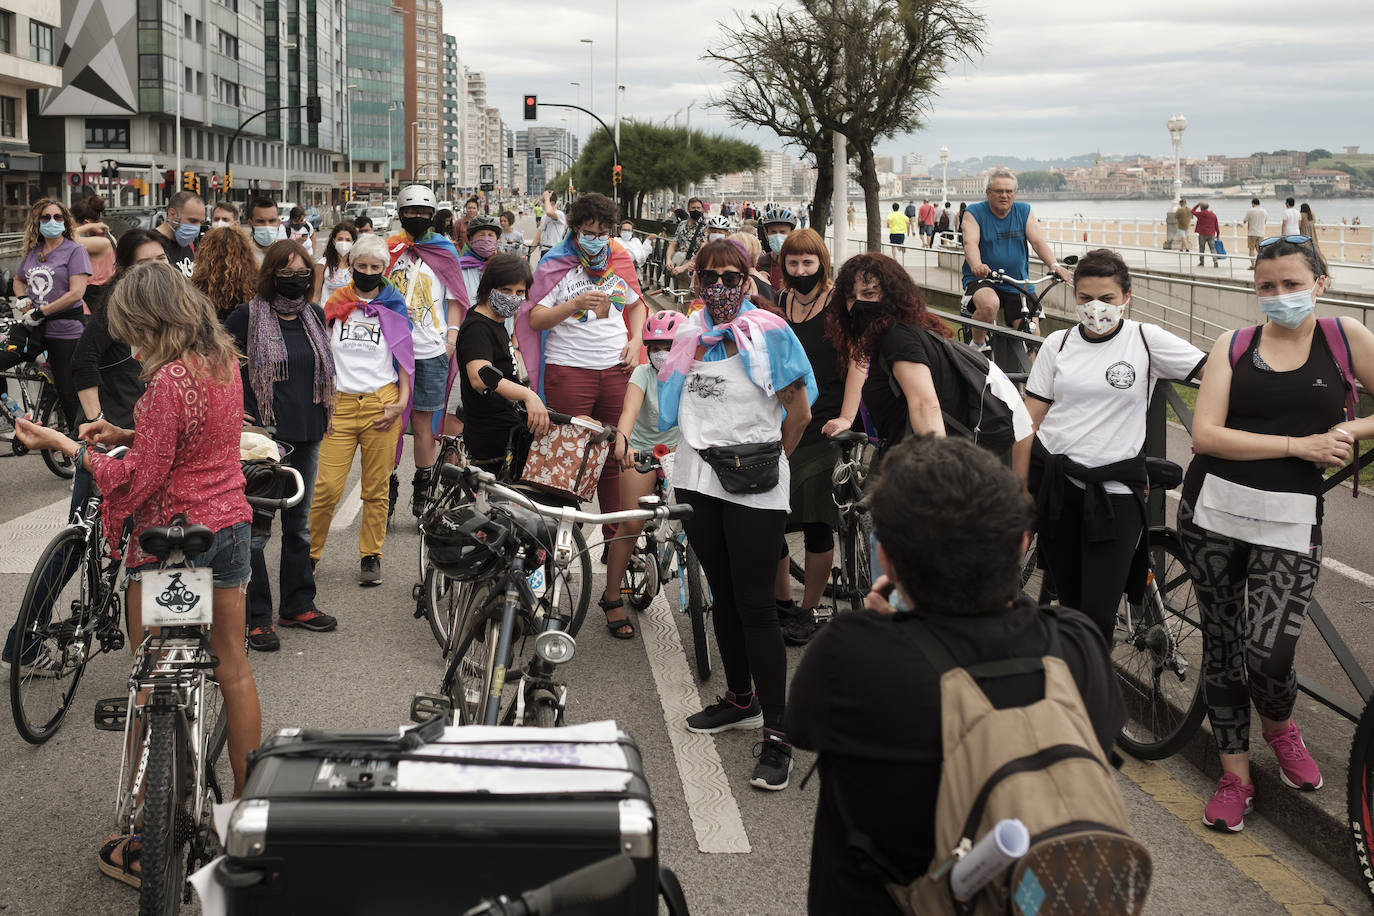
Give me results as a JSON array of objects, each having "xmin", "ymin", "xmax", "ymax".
[
  {"xmin": 97, "ymin": 834, "xmax": 141, "ymax": 889},
  {"xmin": 599, "ymin": 596, "xmax": 635, "ymax": 640}
]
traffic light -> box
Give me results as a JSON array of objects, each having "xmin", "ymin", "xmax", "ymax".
[
  {"xmin": 506, "ymin": 147, "xmax": 514, "ymax": 159},
  {"xmin": 306, "ymin": 94, "xmax": 322, "ymax": 124},
  {"xmin": 225, "ymin": 170, "xmax": 233, "ymax": 191},
  {"xmin": 534, "ymin": 147, "xmax": 541, "ymax": 161},
  {"xmin": 612, "ymin": 164, "xmax": 622, "ymax": 185},
  {"xmin": 523, "ymin": 95, "xmax": 537, "ymax": 120},
  {"xmin": 193, "ymin": 176, "xmax": 202, "ymax": 196},
  {"xmin": 182, "ymin": 171, "xmax": 194, "ymax": 191}
]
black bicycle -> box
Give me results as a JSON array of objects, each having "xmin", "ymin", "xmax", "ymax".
[
  {"xmin": 784, "ymin": 430, "xmax": 874, "ymax": 618},
  {"xmin": 958, "ymin": 255, "xmax": 1078, "ymax": 373},
  {"xmin": 0, "ymin": 326, "xmax": 77, "ymax": 479}
]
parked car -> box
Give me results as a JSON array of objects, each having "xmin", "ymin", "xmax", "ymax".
[
  {"xmin": 436, "ymin": 200, "xmax": 454, "ymax": 213},
  {"xmin": 365, "ymin": 206, "xmax": 393, "ymax": 233},
  {"xmin": 104, "ymin": 207, "xmax": 163, "ymax": 239}
]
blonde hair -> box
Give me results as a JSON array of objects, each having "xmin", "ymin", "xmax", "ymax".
[
  {"xmin": 107, "ymin": 261, "xmax": 240, "ymax": 384},
  {"xmin": 729, "ymin": 231, "xmax": 761, "ymax": 261},
  {"xmin": 191, "ymin": 227, "xmax": 259, "ymax": 317},
  {"xmin": 24, "ymin": 198, "xmax": 75, "ymax": 254}
]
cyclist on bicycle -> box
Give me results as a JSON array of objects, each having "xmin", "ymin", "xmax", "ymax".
[
  {"xmin": 960, "ymin": 168, "xmax": 1071, "ymax": 351},
  {"xmin": 15, "ymin": 262, "xmax": 257, "ymax": 884}
]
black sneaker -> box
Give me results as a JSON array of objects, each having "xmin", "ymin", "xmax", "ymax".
[
  {"xmin": 247, "ymin": 626, "xmax": 281, "ymax": 652},
  {"xmin": 776, "ymin": 601, "xmax": 807, "ymax": 625},
  {"xmin": 360, "ymin": 555, "xmax": 382, "ymax": 586},
  {"xmin": 750, "ymin": 730, "xmax": 793, "ymax": 791},
  {"xmin": 686, "ymin": 692, "xmax": 764, "ymax": 734},
  {"xmin": 411, "ymin": 467, "xmax": 432, "ymax": 518},
  {"xmin": 782, "ymin": 615, "xmax": 818, "ymax": 647}
]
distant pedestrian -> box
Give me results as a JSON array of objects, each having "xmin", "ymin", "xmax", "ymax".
[
  {"xmin": 156, "ymin": 190, "xmax": 205, "ymax": 277},
  {"xmin": 1192, "ymin": 201, "xmax": 1221, "ymax": 267},
  {"xmin": 1173, "ymin": 198, "xmax": 1192, "ymax": 252},
  {"xmin": 917, "ymin": 198, "xmax": 936, "ymax": 247},
  {"xmin": 1281, "ymin": 197, "xmax": 1301, "ymax": 236},
  {"xmin": 955, "ymin": 202, "xmax": 967, "ymax": 244},
  {"xmin": 456, "ymin": 197, "xmax": 480, "ymax": 250},
  {"xmin": 313, "ymin": 221, "xmax": 357, "ymax": 303},
  {"xmin": 903, "ymin": 200, "xmax": 918, "ymax": 221},
  {"xmin": 886, "ymin": 202, "xmax": 909, "ymax": 256},
  {"xmin": 191, "ymin": 226, "xmax": 259, "ymax": 320},
  {"xmin": 285, "ymin": 207, "xmax": 314, "ymax": 257},
  {"xmin": 1299, "ymin": 203, "xmax": 1317, "ymax": 242},
  {"xmin": 935, "ymin": 202, "xmax": 952, "ymax": 239},
  {"xmin": 1245, "ymin": 198, "xmax": 1269, "ymax": 269},
  {"xmin": 846, "ymin": 202, "xmax": 856, "ymax": 230},
  {"xmin": 536, "ymin": 191, "xmax": 568, "ymax": 254},
  {"xmin": 499, "ymin": 210, "xmax": 528, "ymax": 257}
]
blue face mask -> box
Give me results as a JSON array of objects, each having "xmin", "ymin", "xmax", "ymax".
[
  {"xmin": 1258, "ymin": 287, "xmax": 1317, "ymax": 329},
  {"xmin": 39, "ymin": 220, "xmax": 64, "ymax": 239},
  {"xmin": 767, "ymin": 233, "xmax": 786, "ymax": 253},
  {"xmin": 254, "ymin": 226, "xmax": 278, "ymax": 248},
  {"xmin": 174, "ymin": 220, "xmax": 200, "ymax": 247},
  {"xmin": 578, "ymin": 233, "xmax": 609, "ymax": 256}
]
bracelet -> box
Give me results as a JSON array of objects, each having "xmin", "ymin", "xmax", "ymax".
[
  {"xmin": 75, "ymin": 443, "xmax": 88, "ymax": 471},
  {"xmin": 88, "ymin": 411, "xmax": 103, "ymax": 423}
]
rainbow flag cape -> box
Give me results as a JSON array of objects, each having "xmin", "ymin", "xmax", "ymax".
[{"xmin": 324, "ymin": 281, "xmax": 417, "ymax": 461}]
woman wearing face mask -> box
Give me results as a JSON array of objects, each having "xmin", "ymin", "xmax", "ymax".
[
  {"xmin": 457, "ymin": 253, "xmax": 548, "ymax": 469},
  {"xmin": 1016, "ymin": 249, "xmax": 1205, "ymax": 645},
  {"xmin": 225, "ymin": 240, "xmax": 337, "ymax": 645},
  {"xmin": 756, "ymin": 210, "xmax": 796, "ymax": 293},
  {"xmin": 769, "ymin": 229, "xmax": 865, "ymax": 645},
  {"xmin": 1179, "ymin": 237, "xmax": 1374, "ymax": 833},
  {"xmin": 728, "ymin": 232, "xmax": 775, "ymax": 305},
  {"xmin": 659, "ymin": 239, "xmax": 816, "ymax": 791},
  {"xmin": 192, "ymin": 226, "xmax": 260, "ymax": 320},
  {"xmin": 314, "ymin": 221, "xmax": 357, "ymax": 302},
  {"xmin": 459, "ymin": 214, "xmax": 503, "ymax": 306},
  {"xmin": 498, "ymin": 210, "xmax": 528, "ymax": 257}
]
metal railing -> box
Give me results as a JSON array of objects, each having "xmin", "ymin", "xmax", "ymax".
[{"xmin": 1039, "ymin": 217, "xmax": 1374, "ymax": 267}]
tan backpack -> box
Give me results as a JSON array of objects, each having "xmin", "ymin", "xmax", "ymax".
[{"xmin": 839, "ymin": 610, "xmax": 1152, "ymax": 916}]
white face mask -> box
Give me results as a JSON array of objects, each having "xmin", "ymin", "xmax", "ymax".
[
  {"xmin": 708, "ymin": 232, "xmax": 726, "ymax": 242},
  {"xmin": 620, "ymin": 231, "xmax": 634, "ymax": 242},
  {"xmin": 211, "ymin": 219, "xmax": 232, "ymax": 229},
  {"xmin": 334, "ymin": 240, "xmax": 353, "ymax": 257},
  {"xmin": 648, "ymin": 349, "xmax": 669, "ymax": 372},
  {"xmin": 1076, "ymin": 297, "xmax": 1127, "ymax": 334}
]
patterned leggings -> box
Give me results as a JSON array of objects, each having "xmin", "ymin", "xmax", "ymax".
[{"xmin": 1177, "ymin": 499, "xmax": 1321, "ymax": 755}]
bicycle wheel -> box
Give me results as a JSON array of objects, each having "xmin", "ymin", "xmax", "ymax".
[
  {"xmin": 196, "ymin": 679, "xmax": 228, "ymax": 803},
  {"xmin": 424, "ymin": 566, "xmax": 471, "ymax": 652},
  {"xmin": 622, "ymin": 541, "xmax": 657, "ymax": 611},
  {"xmin": 1113, "ymin": 532, "xmax": 1208, "ymax": 760},
  {"xmin": 684, "ymin": 544, "xmax": 712, "ymax": 682},
  {"xmin": 444, "ymin": 583, "xmax": 498, "ymax": 725},
  {"xmin": 523, "ymin": 687, "xmax": 560, "ymax": 727},
  {"xmin": 37, "ymin": 389, "xmax": 75, "ymax": 479},
  {"xmin": 140, "ymin": 703, "xmax": 191, "ymax": 916},
  {"xmin": 843, "ymin": 512, "xmax": 874, "ymax": 614},
  {"xmin": 418, "ymin": 437, "xmax": 467, "ymax": 580},
  {"xmin": 9, "ymin": 525, "xmax": 92, "ymax": 744},
  {"xmin": 562, "ymin": 525, "xmax": 592, "ymax": 637},
  {"xmin": 1346, "ymin": 699, "xmax": 1374, "ymax": 907}
]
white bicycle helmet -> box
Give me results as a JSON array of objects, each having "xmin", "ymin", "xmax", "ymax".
[
  {"xmin": 706, "ymin": 215, "xmax": 731, "ymax": 231},
  {"xmin": 397, "ymin": 184, "xmax": 437, "ymax": 214}
]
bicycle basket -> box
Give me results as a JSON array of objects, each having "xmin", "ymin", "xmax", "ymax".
[{"xmin": 520, "ymin": 420, "xmax": 613, "ymax": 504}]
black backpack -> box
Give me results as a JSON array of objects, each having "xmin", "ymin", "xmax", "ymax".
[{"xmin": 876, "ymin": 330, "xmax": 1018, "ymax": 454}]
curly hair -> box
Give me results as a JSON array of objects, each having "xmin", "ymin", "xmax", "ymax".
[
  {"xmin": 23, "ymin": 198, "xmax": 75, "ymax": 255},
  {"xmin": 191, "ymin": 227, "xmax": 260, "ymax": 318},
  {"xmin": 827, "ymin": 253, "xmax": 949, "ymax": 364},
  {"xmin": 566, "ymin": 192, "xmax": 619, "ymax": 232}
]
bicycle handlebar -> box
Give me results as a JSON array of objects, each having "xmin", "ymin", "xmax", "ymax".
[
  {"xmin": 244, "ymin": 465, "xmax": 307, "ymax": 513},
  {"xmin": 438, "ymin": 463, "xmax": 693, "ymax": 527},
  {"xmin": 461, "ymin": 854, "xmax": 636, "ymax": 916}
]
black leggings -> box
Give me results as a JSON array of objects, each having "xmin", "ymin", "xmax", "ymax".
[
  {"xmin": 679, "ymin": 488, "xmax": 789, "ymax": 730},
  {"xmin": 1038, "ymin": 485, "xmax": 1144, "ymax": 644},
  {"xmin": 778, "ymin": 522, "xmax": 834, "ymax": 560},
  {"xmin": 0, "ymin": 329, "xmax": 80, "ymax": 431}
]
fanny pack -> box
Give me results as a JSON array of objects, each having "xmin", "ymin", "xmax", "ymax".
[{"xmin": 698, "ymin": 441, "xmax": 782, "ymax": 494}]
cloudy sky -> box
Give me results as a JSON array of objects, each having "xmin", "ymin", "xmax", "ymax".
[{"xmin": 443, "ymin": 0, "xmax": 1372, "ymax": 165}]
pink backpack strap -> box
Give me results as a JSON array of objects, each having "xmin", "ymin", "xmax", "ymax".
[{"xmin": 1228, "ymin": 325, "xmax": 1258, "ymax": 367}]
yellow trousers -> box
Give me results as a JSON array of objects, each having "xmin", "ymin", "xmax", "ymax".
[{"xmin": 308, "ymin": 384, "xmax": 402, "ymax": 562}]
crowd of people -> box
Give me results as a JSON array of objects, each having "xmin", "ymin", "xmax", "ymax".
[{"xmin": 0, "ymin": 166, "xmax": 1368, "ymax": 907}]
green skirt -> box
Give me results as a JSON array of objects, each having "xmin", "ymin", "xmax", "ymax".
[{"xmin": 787, "ymin": 440, "xmax": 840, "ymax": 530}]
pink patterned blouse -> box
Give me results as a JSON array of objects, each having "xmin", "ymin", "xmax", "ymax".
[{"xmin": 89, "ymin": 358, "xmax": 251, "ymax": 568}]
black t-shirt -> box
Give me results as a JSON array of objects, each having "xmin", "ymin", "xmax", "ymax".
[
  {"xmin": 782, "ymin": 291, "xmax": 843, "ymax": 446},
  {"xmin": 71, "ymin": 308, "xmax": 144, "ymax": 429},
  {"xmin": 786, "ymin": 599, "xmax": 1123, "ymax": 916},
  {"xmin": 457, "ymin": 309, "xmax": 519, "ymax": 461},
  {"xmin": 159, "ymin": 235, "xmax": 195, "ymax": 278},
  {"xmin": 862, "ymin": 321, "xmax": 961, "ymax": 448},
  {"xmin": 224, "ymin": 303, "xmax": 329, "ymax": 443}
]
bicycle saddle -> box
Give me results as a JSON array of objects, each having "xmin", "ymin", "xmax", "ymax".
[
  {"xmin": 1144, "ymin": 457, "xmax": 1183, "ymax": 491},
  {"xmin": 829, "ymin": 430, "xmax": 869, "ymax": 445},
  {"xmin": 139, "ymin": 514, "xmax": 215, "ymax": 561}
]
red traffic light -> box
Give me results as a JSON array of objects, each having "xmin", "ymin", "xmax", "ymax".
[{"xmin": 523, "ymin": 95, "xmax": 537, "ymax": 121}]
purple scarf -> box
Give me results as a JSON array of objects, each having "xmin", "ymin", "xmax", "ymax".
[{"xmin": 247, "ymin": 295, "xmax": 337, "ymax": 426}]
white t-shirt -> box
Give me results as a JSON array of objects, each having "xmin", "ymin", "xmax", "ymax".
[
  {"xmin": 499, "ymin": 229, "xmax": 526, "ymax": 254},
  {"xmin": 317, "ymin": 257, "xmax": 351, "ymax": 300},
  {"xmin": 1282, "ymin": 207, "xmax": 1301, "ymax": 235},
  {"xmin": 538, "ymin": 264, "xmax": 639, "ymax": 370},
  {"xmin": 461, "ymin": 266, "xmax": 483, "ymax": 313},
  {"xmin": 1245, "ymin": 206, "xmax": 1269, "ymax": 237},
  {"xmin": 1027, "ymin": 319, "xmax": 1204, "ymax": 494},
  {"xmin": 538, "ymin": 209, "xmax": 567, "ymax": 248},
  {"xmin": 388, "ymin": 251, "xmax": 450, "ymax": 360},
  {"xmin": 331, "ymin": 306, "xmax": 399, "ymax": 394},
  {"xmin": 674, "ymin": 353, "xmax": 789, "ymax": 510}
]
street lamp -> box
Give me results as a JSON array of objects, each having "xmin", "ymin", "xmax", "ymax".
[
  {"xmin": 570, "ymin": 81, "xmax": 581, "ymax": 140},
  {"xmin": 939, "ymin": 146, "xmax": 949, "ymax": 206},
  {"xmin": 345, "ymin": 84, "xmax": 358, "ymax": 203},
  {"xmin": 388, "ymin": 101, "xmax": 401, "ymax": 201},
  {"xmin": 1167, "ymin": 113, "xmax": 1187, "ymax": 202},
  {"xmin": 580, "ymin": 39, "xmax": 594, "ymax": 117},
  {"xmin": 283, "ymin": 41, "xmax": 298, "ymax": 200}
]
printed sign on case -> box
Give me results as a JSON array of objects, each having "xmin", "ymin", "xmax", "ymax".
[{"xmin": 143, "ymin": 567, "xmax": 215, "ymax": 627}]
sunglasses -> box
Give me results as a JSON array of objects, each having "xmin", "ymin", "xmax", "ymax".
[
  {"xmin": 275, "ymin": 269, "xmax": 313, "ymax": 279},
  {"xmin": 1259, "ymin": 235, "xmax": 1311, "ymax": 247},
  {"xmin": 39, "ymin": 213, "xmax": 65, "ymax": 223},
  {"xmin": 699, "ymin": 270, "xmax": 745, "ymax": 288}
]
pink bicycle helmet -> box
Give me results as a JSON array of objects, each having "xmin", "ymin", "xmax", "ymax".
[{"xmin": 643, "ymin": 309, "xmax": 685, "ymax": 343}]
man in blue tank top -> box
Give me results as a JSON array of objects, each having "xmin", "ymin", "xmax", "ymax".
[{"xmin": 960, "ymin": 168, "xmax": 1071, "ymax": 350}]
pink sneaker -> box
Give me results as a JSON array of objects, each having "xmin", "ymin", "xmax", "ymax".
[
  {"xmin": 1265, "ymin": 722, "xmax": 1324, "ymax": 790},
  {"xmin": 1203, "ymin": 773, "xmax": 1255, "ymax": 832}
]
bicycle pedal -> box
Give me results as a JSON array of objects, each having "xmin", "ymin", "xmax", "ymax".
[
  {"xmin": 409, "ymin": 693, "xmax": 451, "ymax": 725},
  {"xmin": 93, "ymin": 697, "xmax": 127, "ymax": 731},
  {"xmin": 811, "ymin": 606, "xmax": 834, "ymax": 624}
]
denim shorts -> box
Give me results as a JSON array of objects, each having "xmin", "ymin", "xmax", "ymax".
[
  {"xmin": 127, "ymin": 521, "xmax": 252, "ymax": 589},
  {"xmin": 412, "ymin": 354, "xmax": 450, "ymax": 412}
]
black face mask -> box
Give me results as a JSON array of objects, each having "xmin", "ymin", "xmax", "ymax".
[
  {"xmin": 689, "ymin": 210, "xmax": 703, "ymax": 221},
  {"xmin": 353, "ymin": 271, "xmax": 384, "ymax": 293},
  {"xmin": 850, "ymin": 299, "xmax": 883, "ymax": 336},
  {"xmin": 400, "ymin": 215, "xmax": 432, "ymax": 239},
  {"xmin": 787, "ymin": 270, "xmax": 822, "ymax": 296},
  {"xmin": 276, "ymin": 275, "xmax": 311, "ymax": 301}
]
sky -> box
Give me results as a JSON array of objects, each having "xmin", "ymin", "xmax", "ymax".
[{"xmin": 442, "ymin": 0, "xmax": 1374, "ymax": 167}]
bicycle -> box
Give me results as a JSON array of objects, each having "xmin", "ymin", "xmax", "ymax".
[
  {"xmin": 412, "ymin": 463, "xmax": 691, "ymax": 728},
  {"xmin": 958, "ymin": 255, "xmax": 1078, "ymax": 374},
  {"xmin": 416, "ymin": 430, "xmax": 470, "ymax": 582},
  {"xmin": 8, "ymin": 445, "xmax": 130, "ymax": 743},
  {"xmin": 0, "ymin": 317, "xmax": 78, "ymax": 479},
  {"xmin": 620, "ymin": 444, "xmax": 713, "ymax": 681},
  {"xmin": 108, "ymin": 467, "xmax": 304, "ymax": 915},
  {"xmin": 784, "ymin": 430, "xmax": 875, "ymax": 618}
]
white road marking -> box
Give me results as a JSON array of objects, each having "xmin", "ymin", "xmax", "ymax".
[
  {"xmin": 330, "ymin": 482, "xmax": 364, "ymax": 531},
  {"xmin": 0, "ymin": 496, "xmax": 69, "ymax": 574},
  {"xmin": 638, "ymin": 592, "xmax": 751, "ymax": 854}
]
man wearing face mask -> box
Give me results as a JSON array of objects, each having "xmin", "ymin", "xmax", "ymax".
[
  {"xmin": 755, "ymin": 209, "xmax": 797, "ymax": 294},
  {"xmin": 617, "ymin": 219, "xmax": 650, "ymax": 268},
  {"xmin": 211, "ymin": 201, "xmax": 241, "ymax": 229},
  {"xmin": 666, "ymin": 197, "xmax": 708, "ymax": 294},
  {"xmin": 156, "ymin": 190, "xmax": 205, "ymax": 278},
  {"xmin": 1017, "ymin": 249, "xmax": 1205, "ymax": 643},
  {"xmin": 249, "ymin": 197, "xmax": 286, "ymax": 265}
]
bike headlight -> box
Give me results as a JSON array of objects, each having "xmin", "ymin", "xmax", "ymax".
[{"xmin": 534, "ymin": 630, "xmax": 576, "ymax": 666}]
